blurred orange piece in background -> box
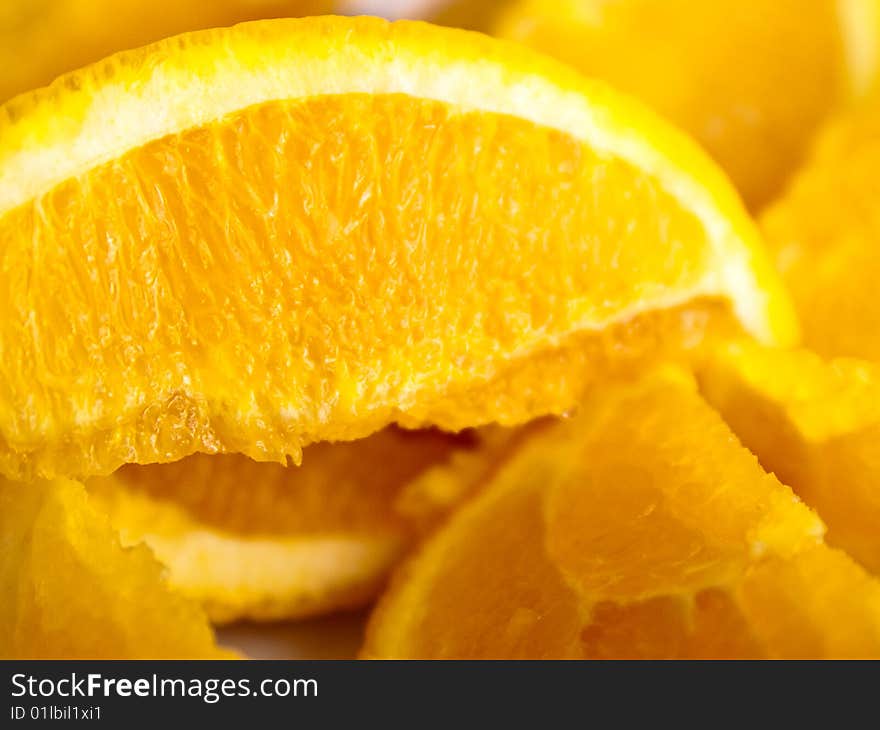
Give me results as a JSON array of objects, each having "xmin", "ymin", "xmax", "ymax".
[
  {"xmin": 0, "ymin": 0, "xmax": 335, "ymax": 102},
  {"xmin": 495, "ymin": 0, "xmax": 878, "ymax": 209}
]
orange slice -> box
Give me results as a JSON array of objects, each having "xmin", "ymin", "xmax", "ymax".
[
  {"xmin": 700, "ymin": 342, "xmax": 880, "ymax": 575},
  {"xmin": 0, "ymin": 0, "xmax": 333, "ymax": 103},
  {"xmin": 0, "ymin": 475, "xmax": 231, "ymax": 658},
  {"xmin": 494, "ymin": 0, "xmax": 877, "ymax": 209},
  {"xmin": 0, "ymin": 16, "xmax": 795, "ymax": 481},
  {"xmin": 761, "ymin": 101, "xmax": 880, "ymax": 360},
  {"xmin": 88, "ymin": 426, "xmax": 509, "ymax": 623},
  {"xmin": 363, "ymin": 370, "xmax": 880, "ymax": 658}
]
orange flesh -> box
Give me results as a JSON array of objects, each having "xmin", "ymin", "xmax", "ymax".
[
  {"xmin": 0, "ymin": 476, "xmax": 229, "ymax": 658},
  {"xmin": 91, "ymin": 427, "xmax": 467, "ymax": 538},
  {"xmin": 87, "ymin": 426, "xmax": 483, "ymax": 622},
  {"xmin": 381, "ymin": 437, "xmax": 586, "ymax": 659},
  {"xmin": 364, "ymin": 372, "xmax": 880, "ymax": 659},
  {"xmin": 761, "ymin": 104, "xmax": 880, "ymax": 361},
  {"xmin": 700, "ymin": 344, "xmax": 880, "ymax": 574},
  {"xmin": 0, "ymin": 94, "xmax": 718, "ymax": 480}
]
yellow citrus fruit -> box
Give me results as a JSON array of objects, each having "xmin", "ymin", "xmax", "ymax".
[
  {"xmin": 700, "ymin": 342, "xmax": 880, "ymax": 575},
  {"xmin": 0, "ymin": 16, "xmax": 795, "ymax": 482},
  {"xmin": 363, "ymin": 370, "xmax": 880, "ymax": 659},
  {"xmin": 89, "ymin": 426, "xmax": 510, "ymax": 623},
  {"xmin": 495, "ymin": 0, "xmax": 877, "ymax": 209},
  {"xmin": 761, "ymin": 102, "xmax": 880, "ymax": 360},
  {"xmin": 0, "ymin": 0, "xmax": 333, "ymax": 103},
  {"xmin": 0, "ymin": 476, "xmax": 231, "ymax": 658}
]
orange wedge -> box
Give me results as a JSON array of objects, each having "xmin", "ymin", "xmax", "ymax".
[
  {"xmin": 700, "ymin": 343, "xmax": 880, "ymax": 575},
  {"xmin": 363, "ymin": 370, "xmax": 880, "ymax": 659},
  {"xmin": 495, "ymin": 0, "xmax": 877, "ymax": 208},
  {"xmin": 761, "ymin": 101, "xmax": 880, "ymax": 360},
  {"xmin": 0, "ymin": 475, "xmax": 230, "ymax": 658},
  {"xmin": 0, "ymin": 16, "xmax": 795, "ymax": 481},
  {"xmin": 0, "ymin": 0, "xmax": 333, "ymax": 103},
  {"xmin": 88, "ymin": 426, "xmax": 509, "ymax": 623}
]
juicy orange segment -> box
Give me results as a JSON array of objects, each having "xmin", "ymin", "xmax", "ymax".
[
  {"xmin": 363, "ymin": 371, "xmax": 880, "ymax": 659},
  {"xmin": 0, "ymin": 16, "xmax": 795, "ymax": 481},
  {"xmin": 495, "ymin": 0, "xmax": 876, "ymax": 209},
  {"xmin": 761, "ymin": 102, "xmax": 880, "ymax": 360},
  {"xmin": 0, "ymin": 476, "xmax": 230, "ymax": 658},
  {"xmin": 700, "ymin": 342, "xmax": 880, "ymax": 575},
  {"xmin": 367, "ymin": 429, "xmax": 587, "ymax": 659},
  {"xmin": 0, "ymin": 0, "xmax": 333, "ymax": 103},
  {"xmin": 88, "ymin": 427, "xmax": 505, "ymax": 623}
]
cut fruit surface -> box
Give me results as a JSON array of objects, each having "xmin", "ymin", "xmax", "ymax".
[
  {"xmin": 700, "ymin": 342, "xmax": 880, "ymax": 575},
  {"xmin": 0, "ymin": 476, "xmax": 229, "ymax": 658},
  {"xmin": 0, "ymin": 16, "xmax": 795, "ymax": 480},
  {"xmin": 88, "ymin": 426, "xmax": 507, "ymax": 623},
  {"xmin": 761, "ymin": 102, "xmax": 880, "ymax": 360},
  {"xmin": 363, "ymin": 370, "xmax": 880, "ymax": 659},
  {"xmin": 495, "ymin": 0, "xmax": 875, "ymax": 209},
  {"xmin": 0, "ymin": 0, "xmax": 333, "ymax": 103}
]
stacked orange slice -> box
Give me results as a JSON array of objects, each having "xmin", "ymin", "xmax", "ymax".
[{"xmin": 364, "ymin": 371, "xmax": 880, "ymax": 659}]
